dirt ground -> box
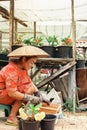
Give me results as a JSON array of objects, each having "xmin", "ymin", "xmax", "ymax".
[
  {"xmin": 55, "ymin": 111, "xmax": 87, "ymax": 130},
  {"xmin": 0, "ymin": 111, "xmax": 87, "ymax": 130}
]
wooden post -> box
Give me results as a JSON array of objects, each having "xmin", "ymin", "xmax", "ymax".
[
  {"xmin": 34, "ymin": 21, "xmax": 36, "ymax": 38},
  {"xmin": 71, "ymin": 0, "xmax": 76, "ymax": 113},
  {"xmin": 14, "ymin": 20, "xmax": 18, "ymax": 43},
  {"xmin": 0, "ymin": 31, "xmax": 2, "ymax": 49},
  {"xmin": 9, "ymin": 0, "xmax": 14, "ymax": 51},
  {"xmin": 71, "ymin": 0, "xmax": 76, "ymax": 60}
]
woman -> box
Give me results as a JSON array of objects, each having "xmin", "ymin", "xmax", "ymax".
[{"xmin": 0, "ymin": 56, "xmax": 49, "ymax": 124}]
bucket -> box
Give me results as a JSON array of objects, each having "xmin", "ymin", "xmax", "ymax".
[{"xmin": 40, "ymin": 114, "xmax": 57, "ymax": 130}]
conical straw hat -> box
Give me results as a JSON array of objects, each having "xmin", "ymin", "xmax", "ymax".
[{"xmin": 8, "ymin": 45, "xmax": 49, "ymax": 58}]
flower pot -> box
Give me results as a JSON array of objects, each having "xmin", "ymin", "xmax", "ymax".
[
  {"xmin": 40, "ymin": 114, "xmax": 57, "ymax": 130},
  {"xmin": 17, "ymin": 117, "xmax": 23, "ymax": 130},
  {"xmin": 22, "ymin": 120, "xmax": 39, "ymax": 130},
  {"xmin": 76, "ymin": 60, "xmax": 86, "ymax": 69},
  {"xmin": 54, "ymin": 46, "xmax": 72, "ymax": 58},
  {"xmin": 0, "ymin": 54, "xmax": 8, "ymax": 61},
  {"xmin": 40, "ymin": 46, "xmax": 55, "ymax": 57},
  {"xmin": 12, "ymin": 45, "xmax": 23, "ymax": 51}
]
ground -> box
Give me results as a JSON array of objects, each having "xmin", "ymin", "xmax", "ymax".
[
  {"xmin": 0, "ymin": 111, "xmax": 87, "ymax": 130},
  {"xmin": 55, "ymin": 111, "xmax": 87, "ymax": 130}
]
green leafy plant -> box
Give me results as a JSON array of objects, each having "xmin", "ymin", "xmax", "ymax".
[
  {"xmin": 23, "ymin": 36, "xmax": 44, "ymax": 46},
  {"xmin": 32, "ymin": 36, "xmax": 44, "ymax": 46},
  {"xmin": 19, "ymin": 103, "xmax": 45, "ymax": 121},
  {"xmin": 15, "ymin": 33, "xmax": 25, "ymax": 44},
  {"xmin": 0, "ymin": 48, "xmax": 9, "ymax": 54},
  {"xmin": 23, "ymin": 37, "xmax": 34, "ymax": 45},
  {"xmin": 60, "ymin": 36, "xmax": 73, "ymax": 46},
  {"xmin": 46, "ymin": 35, "xmax": 59, "ymax": 47},
  {"xmin": 63, "ymin": 97, "xmax": 80, "ymax": 112}
]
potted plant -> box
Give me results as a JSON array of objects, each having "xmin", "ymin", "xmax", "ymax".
[
  {"xmin": 23, "ymin": 37, "xmax": 34, "ymax": 46},
  {"xmin": 32, "ymin": 36, "xmax": 44, "ymax": 47},
  {"xmin": 18, "ymin": 103, "xmax": 45, "ymax": 130},
  {"xmin": 54, "ymin": 36, "xmax": 73, "ymax": 58},
  {"xmin": 40, "ymin": 35, "xmax": 59, "ymax": 57},
  {"xmin": 46, "ymin": 35, "xmax": 59, "ymax": 47},
  {"xmin": 12, "ymin": 33, "xmax": 25, "ymax": 50},
  {"xmin": 23, "ymin": 36, "xmax": 44, "ymax": 47}
]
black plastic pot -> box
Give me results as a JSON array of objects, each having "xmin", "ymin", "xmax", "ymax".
[
  {"xmin": 76, "ymin": 60, "xmax": 86, "ymax": 69},
  {"xmin": 12, "ymin": 45, "xmax": 23, "ymax": 51},
  {"xmin": 0, "ymin": 54, "xmax": 8, "ymax": 61},
  {"xmin": 54, "ymin": 46, "xmax": 72, "ymax": 58},
  {"xmin": 40, "ymin": 46, "xmax": 55, "ymax": 57},
  {"xmin": 22, "ymin": 120, "xmax": 39, "ymax": 130},
  {"xmin": 40, "ymin": 114, "xmax": 57, "ymax": 130},
  {"xmin": 17, "ymin": 117, "xmax": 23, "ymax": 130}
]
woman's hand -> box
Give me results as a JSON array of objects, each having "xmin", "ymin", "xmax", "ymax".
[{"xmin": 34, "ymin": 91, "xmax": 50, "ymax": 105}]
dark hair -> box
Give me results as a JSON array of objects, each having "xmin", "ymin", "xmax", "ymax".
[{"xmin": 10, "ymin": 56, "xmax": 37, "ymax": 63}]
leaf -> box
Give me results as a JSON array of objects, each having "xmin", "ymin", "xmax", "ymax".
[
  {"xmin": 35, "ymin": 103, "xmax": 42, "ymax": 109},
  {"xmin": 29, "ymin": 104, "xmax": 35, "ymax": 110}
]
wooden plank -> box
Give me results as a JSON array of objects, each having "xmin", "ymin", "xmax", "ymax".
[
  {"xmin": 79, "ymin": 97, "xmax": 87, "ymax": 103},
  {"xmin": 60, "ymin": 75, "xmax": 68, "ymax": 96},
  {"xmin": 0, "ymin": 0, "xmax": 10, "ymax": 1},
  {"xmin": 37, "ymin": 58, "xmax": 74, "ymax": 64},
  {"xmin": 0, "ymin": 6, "xmax": 27, "ymax": 27},
  {"xmin": 37, "ymin": 61, "xmax": 76, "ymax": 88},
  {"xmin": 52, "ymin": 77, "xmax": 68, "ymax": 101}
]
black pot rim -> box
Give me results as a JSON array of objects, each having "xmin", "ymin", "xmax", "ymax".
[{"xmin": 42, "ymin": 114, "xmax": 57, "ymax": 121}]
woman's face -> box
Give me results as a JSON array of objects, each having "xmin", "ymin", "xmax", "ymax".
[{"xmin": 22, "ymin": 57, "xmax": 37, "ymax": 70}]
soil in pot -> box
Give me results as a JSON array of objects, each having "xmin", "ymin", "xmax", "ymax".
[
  {"xmin": 40, "ymin": 114, "xmax": 57, "ymax": 130},
  {"xmin": 22, "ymin": 120, "xmax": 40, "ymax": 130}
]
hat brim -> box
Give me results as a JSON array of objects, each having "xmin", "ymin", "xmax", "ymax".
[{"xmin": 8, "ymin": 45, "xmax": 49, "ymax": 58}]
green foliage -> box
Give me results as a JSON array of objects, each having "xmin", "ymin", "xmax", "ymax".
[
  {"xmin": 15, "ymin": 33, "xmax": 25, "ymax": 44},
  {"xmin": 27, "ymin": 103, "xmax": 41, "ymax": 115},
  {"xmin": 32, "ymin": 36, "xmax": 44, "ymax": 46},
  {"xmin": 61, "ymin": 35, "xmax": 73, "ymax": 46},
  {"xmin": 0, "ymin": 48, "xmax": 9, "ymax": 54},
  {"xmin": 63, "ymin": 97, "xmax": 80, "ymax": 112},
  {"xmin": 46, "ymin": 35, "xmax": 59, "ymax": 47},
  {"xmin": 23, "ymin": 36, "xmax": 44, "ymax": 46},
  {"xmin": 23, "ymin": 37, "xmax": 34, "ymax": 45},
  {"xmin": 21, "ymin": 103, "xmax": 42, "ymax": 121}
]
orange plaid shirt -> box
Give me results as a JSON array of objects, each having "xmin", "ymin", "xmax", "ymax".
[{"xmin": 0, "ymin": 62, "xmax": 32, "ymax": 104}]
